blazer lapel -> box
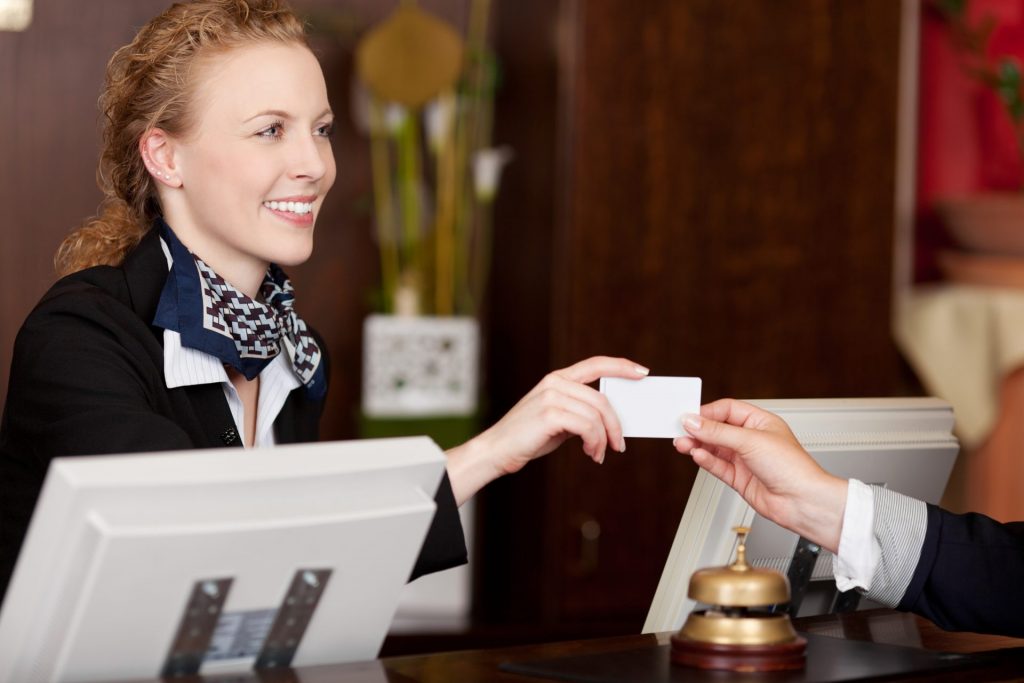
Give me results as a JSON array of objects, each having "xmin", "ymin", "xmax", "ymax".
[{"xmin": 122, "ymin": 227, "xmax": 243, "ymax": 449}]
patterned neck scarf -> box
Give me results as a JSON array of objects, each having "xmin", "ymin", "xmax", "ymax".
[{"xmin": 153, "ymin": 220, "xmax": 326, "ymax": 400}]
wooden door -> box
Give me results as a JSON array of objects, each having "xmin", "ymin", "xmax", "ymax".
[{"xmin": 477, "ymin": 0, "xmax": 906, "ymax": 632}]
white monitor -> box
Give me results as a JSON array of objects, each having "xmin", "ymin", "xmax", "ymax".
[
  {"xmin": 644, "ymin": 397, "xmax": 959, "ymax": 633},
  {"xmin": 0, "ymin": 436, "xmax": 447, "ymax": 683}
]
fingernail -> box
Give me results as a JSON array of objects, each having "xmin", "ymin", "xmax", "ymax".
[
  {"xmin": 619, "ymin": 437, "xmax": 627, "ymax": 453},
  {"xmin": 599, "ymin": 450, "xmax": 606, "ymax": 464},
  {"xmin": 634, "ymin": 365, "xmax": 650, "ymax": 376},
  {"xmin": 683, "ymin": 414, "xmax": 702, "ymax": 432}
]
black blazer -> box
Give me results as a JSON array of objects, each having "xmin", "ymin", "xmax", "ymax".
[
  {"xmin": 898, "ymin": 505, "xmax": 1024, "ymax": 637},
  {"xmin": 0, "ymin": 229, "xmax": 466, "ymax": 603}
]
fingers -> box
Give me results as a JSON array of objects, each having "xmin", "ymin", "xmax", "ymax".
[
  {"xmin": 556, "ymin": 356, "xmax": 649, "ymax": 385},
  {"xmin": 536, "ymin": 384, "xmax": 614, "ymax": 460},
  {"xmin": 673, "ymin": 435, "xmax": 730, "ymax": 463},
  {"xmin": 527, "ymin": 357, "xmax": 644, "ymax": 456},
  {"xmin": 688, "ymin": 446, "xmax": 737, "ymax": 485},
  {"xmin": 681, "ymin": 411, "xmax": 756, "ymax": 453},
  {"xmin": 673, "ymin": 435, "xmax": 698, "ymax": 453},
  {"xmin": 497, "ymin": 357, "xmax": 647, "ymax": 471},
  {"xmin": 699, "ymin": 398, "xmax": 767, "ymax": 428},
  {"xmin": 696, "ymin": 398, "xmax": 792, "ymax": 442},
  {"xmin": 541, "ymin": 405, "xmax": 606, "ymax": 463},
  {"xmin": 540, "ymin": 374, "xmax": 626, "ymax": 452}
]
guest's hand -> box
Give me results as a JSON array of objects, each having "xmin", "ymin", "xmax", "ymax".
[
  {"xmin": 445, "ymin": 356, "xmax": 649, "ymax": 505},
  {"xmin": 673, "ymin": 398, "xmax": 848, "ymax": 553}
]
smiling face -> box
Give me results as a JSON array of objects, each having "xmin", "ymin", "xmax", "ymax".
[{"xmin": 154, "ymin": 41, "xmax": 336, "ymax": 295}]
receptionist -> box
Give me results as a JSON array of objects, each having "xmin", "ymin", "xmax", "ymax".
[{"xmin": 0, "ymin": 0, "xmax": 647, "ymax": 603}]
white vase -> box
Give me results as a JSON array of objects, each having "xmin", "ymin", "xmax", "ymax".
[{"xmin": 361, "ymin": 314, "xmax": 480, "ymax": 417}]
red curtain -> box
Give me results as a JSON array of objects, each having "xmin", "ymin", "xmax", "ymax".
[{"xmin": 916, "ymin": 0, "xmax": 1024, "ymax": 281}]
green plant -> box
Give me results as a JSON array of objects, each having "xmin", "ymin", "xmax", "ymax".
[{"xmin": 356, "ymin": 0, "xmax": 510, "ymax": 317}]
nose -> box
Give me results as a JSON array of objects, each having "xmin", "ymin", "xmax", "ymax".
[{"xmin": 288, "ymin": 133, "xmax": 329, "ymax": 182}]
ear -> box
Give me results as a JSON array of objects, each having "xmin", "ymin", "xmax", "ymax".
[{"xmin": 139, "ymin": 129, "xmax": 182, "ymax": 188}]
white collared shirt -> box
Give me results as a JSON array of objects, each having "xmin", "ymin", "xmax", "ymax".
[
  {"xmin": 159, "ymin": 239, "xmax": 302, "ymax": 448},
  {"xmin": 833, "ymin": 479, "xmax": 880, "ymax": 592},
  {"xmin": 162, "ymin": 330, "xmax": 300, "ymax": 447}
]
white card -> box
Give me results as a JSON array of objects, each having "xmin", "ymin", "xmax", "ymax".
[{"xmin": 599, "ymin": 376, "xmax": 702, "ymax": 439}]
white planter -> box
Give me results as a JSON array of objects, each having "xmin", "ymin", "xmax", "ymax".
[{"xmin": 362, "ymin": 314, "xmax": 480, "ymax": 417}]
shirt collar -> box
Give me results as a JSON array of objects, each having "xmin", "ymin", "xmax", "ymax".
[{"xmin": 158, "ymin": 236, "xmax": 303, "ymax": 393}]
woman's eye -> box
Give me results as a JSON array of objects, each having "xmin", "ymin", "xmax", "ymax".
[
  {"xmin": 258, "ymin": 123, "xmax": 284, "ymax": 138},
  {"xmin": 316, "ymin": 122, "xmax": 335, "ymax": 138}
]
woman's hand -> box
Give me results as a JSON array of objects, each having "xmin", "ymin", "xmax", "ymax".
[
  {"xmin": 673, "ymin": 398, "xmax": 848, "ymax": 553},
  {"xmin": 446, "ymin": 356, "xmax": 649, "ymax": 505}
]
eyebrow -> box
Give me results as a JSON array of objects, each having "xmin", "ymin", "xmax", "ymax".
[{"xmin": 244, "ymin": 108, "xmax": 334, "ymax": 123}]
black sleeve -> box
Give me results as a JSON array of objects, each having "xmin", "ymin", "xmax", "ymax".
[
  {"xmin": 898, "ymin": 504, "xmax": 1024, "ymax": 637},
  {"xmin": 1, "ymin": 283, "xmax": 194, "ymax": 457},
  {"xmin": 0, "ymin": 282, "xmax": 194, "ymax": 602},
  {"xmin": 408, "ymin": 473, "xmax": 468, "ymax": 582}
]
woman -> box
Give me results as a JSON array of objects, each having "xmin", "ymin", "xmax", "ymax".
[
  {"xmin": 676, "ymin": 399, "xmax": 1024, "ymax": 637},
  {"xmin": 0, "ymin": 0, "xmax": 646, "ymax": 601}
]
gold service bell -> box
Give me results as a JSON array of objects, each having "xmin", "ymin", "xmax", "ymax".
[{"xmin": 670, "ymin": 526, "xmax": 807, "ymax": 671}]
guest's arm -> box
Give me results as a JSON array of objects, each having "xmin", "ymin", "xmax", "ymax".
[
  {"xmin": 674, "ymin": 398, "xmax": 1024, "ymax": 638},
  {"xmin": 673, "ymin": 398, "xmax": 847, "ymax": 553},
  {"xmin": 897, "ymin": 501, "xmax": 1024, "ymax": 636}
]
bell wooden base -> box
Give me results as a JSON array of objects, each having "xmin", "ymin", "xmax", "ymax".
[{"xmin": 670, "ymin": 633, "xmax": 807, "ymax": 672}]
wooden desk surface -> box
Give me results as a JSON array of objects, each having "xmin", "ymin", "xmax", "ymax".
[{"xmin": 115, "ymin": 609, "xmax": 1024, "ymax": 683}]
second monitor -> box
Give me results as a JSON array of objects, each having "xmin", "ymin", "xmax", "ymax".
[{"xmin": 644, "ymin": 397, "xmax": 959, "ymax": 633}]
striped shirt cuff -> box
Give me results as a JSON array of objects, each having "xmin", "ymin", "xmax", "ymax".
[{"xmin": 864, "ymin": 485, "xmax": 928, "ymax": 607}]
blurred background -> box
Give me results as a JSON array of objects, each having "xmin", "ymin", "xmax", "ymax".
[{"xmin": 3, "ymin": 0, "xmax": 1023, "ymax": 657}]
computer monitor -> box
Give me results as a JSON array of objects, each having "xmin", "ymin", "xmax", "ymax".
[
  {"xmin": 644, "ymin": 397, "xmax": 958, "ymax": 634},
  {"xmin": 0, "ymin": 436, "xmax": 447, "ymax": 683}
]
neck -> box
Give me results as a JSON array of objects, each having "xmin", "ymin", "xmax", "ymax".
[
  {"xmin": 199, "ymin": 256, "xmax": 266, "ymax": 301},
  {"xmin": 161, "ymin": 218, "xmax": 267, "ymax": 299}
]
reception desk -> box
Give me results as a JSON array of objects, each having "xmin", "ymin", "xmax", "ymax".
[{"xmin": 102, "ymin": 609, "xmax": 1024, "ymax": 683}]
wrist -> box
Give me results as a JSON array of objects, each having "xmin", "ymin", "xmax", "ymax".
[
  {"xmin": 445, "ymin": 427, "xmax": 507, "ymax": 506},
  {"xmin": 789, "ymin": 474, "xmax": 848, "ymax": 554}
]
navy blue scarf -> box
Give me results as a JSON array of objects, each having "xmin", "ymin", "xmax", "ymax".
[{"xmin": 152, "ymin": 220, "xmax": 326, "ymax": 400}]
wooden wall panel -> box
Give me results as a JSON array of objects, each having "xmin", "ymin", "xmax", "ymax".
[
  {"xmin": 554, "ymin": 0, "xmax": 903, "ymax": 624},
  {"xmin": 557, "ymin": 0, "xmax": 903, "ymax": 397},
  {"xmin": 0, "ymin": 0, "xmax": 168, "ymax": 419},
  {"xmin": 472, "ymin": 0, "xmax": 561, "ymax": 625},
  {"xmin": 477, "ymin": 0, "xmax": 906, "ymax": 630}
]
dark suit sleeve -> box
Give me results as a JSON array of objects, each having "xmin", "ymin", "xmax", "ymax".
[
  {"xmin": 1, "ymin": 281, "xmax": 194, "ymax": 457},
  {"xmin": 409, "ymin": 473, "xmax": 468, "ymax": 581},
  {"xmin": 0, "ymin": 280, "xmax": 194, "ymax": 602},
  {"xmin": 897, "ymin": 504, "xmax": 1024, "ymax": 637},
  {"xmin": 271, "ymin": 328, "xmax": 465, "ymax": 582},
  {"xmin": 258, "ymin": 322, "xmax": 465, "ymax": 581}
]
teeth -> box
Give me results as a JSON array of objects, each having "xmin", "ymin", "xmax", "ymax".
[{"xmin": 264, "ymin": 200, "xmax": 313, "ymax": 215}]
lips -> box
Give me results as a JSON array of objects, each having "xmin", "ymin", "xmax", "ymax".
[{"xmin": 263, "ymin": 196, "xmax": 317, "ymax": 225}]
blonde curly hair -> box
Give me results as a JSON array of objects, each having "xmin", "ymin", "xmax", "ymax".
[{"xmin": 55, "ymin": 0, "xmax": 309, "ymax": 276}]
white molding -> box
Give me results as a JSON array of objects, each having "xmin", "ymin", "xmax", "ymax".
[{"xmin": 893, "ymin": 0, "xmax": 922, "ymax": 323}]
